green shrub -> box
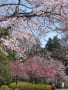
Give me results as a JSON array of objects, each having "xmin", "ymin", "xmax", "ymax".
[
  {"xmin": 0, "ymin": 85, "xmax": 10, "ymax": 90},
  {"xmin": 9, "ymin": 82, "xmax": 51, "ymax": 90},
  {"xmin": 9, "ymin": 82, "xmax": 23, "ymax": 89},
  {"xmin": 0, "ymin": 28, "xmax": 9, "ymax": 38},
  {"xmin": 35, "ymin": 84, "xmax": 51, "ymax": 90}
]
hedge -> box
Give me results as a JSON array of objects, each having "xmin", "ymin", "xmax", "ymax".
[
  {"xmin": 9, "ymin": 82, "xmax": 51, "ymax": 90},
  {"xmin": 0, "ymin": 82, "xmax": 51, "ymax": 90},
  {"xmin": 0, "ymin": 85, "xmax": 10, "ymax": 90}
]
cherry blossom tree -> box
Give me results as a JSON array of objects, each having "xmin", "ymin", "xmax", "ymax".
[
  {"xmin": 0, "ymin": 0, "xmax": 68, "ymax": 58},
  {"xmin": 11, "ymin": 57, "xmax": 57, "ymax": 83},
  {"xmin": 0, "ymin": 0, "xmax": 68, "ymax": 37}
]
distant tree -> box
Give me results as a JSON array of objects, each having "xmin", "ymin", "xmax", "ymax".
[
  {"xmin": 0, "ymin": 50, "xmax": 12, "ymax": 85},
  {"xmin": 52, "ymin": 36, "xmax": 64, "ymax": 59},
  {"xmin": 45, "ymin": 36, "xmax": 64, "ymax": 59},
  {"xmin": 52, "ymin": 36, "xmax": 62, "ymax": 50},
  {"xmin": 45, "ymin": 38, "xmax": 53, "ymax": 52}
]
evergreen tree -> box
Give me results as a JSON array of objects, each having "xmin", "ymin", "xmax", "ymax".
[
  {"xmin": 45, "ymin": 36, "xmax": 62, "ymax": 52},
  {"xmin": 52, "ymin": 36, "xmax": 61, "ymax": 50},
  {"xmin": 45, "ymin": 38, "xmax": 53, "ymax": 52},
  {"xmin": 45, "ymin": 36, "xmax": 64, "ymax": 59},
  {"xmin": 0, "ymin": 50, "xmax": 12, "ymax": 85}
]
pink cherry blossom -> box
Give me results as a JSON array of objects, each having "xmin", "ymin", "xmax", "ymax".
[{"xmin": 11, "ymin": 57, "xmax": 57, "ymax": 80}]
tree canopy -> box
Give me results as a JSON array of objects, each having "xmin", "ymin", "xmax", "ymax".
[
  {"xmin": 0, "ymin": 0, "xmax": 68, "ymax": 40},
  {"xmin": 0, "ymin": 0, "xmax": 67, "ymax": 56}
]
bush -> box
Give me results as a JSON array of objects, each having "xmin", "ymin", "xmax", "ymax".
[
  {"xmin": 0, "ymin": 28, "xmax": 9, "ymax": 38},
  {"xmin": 33, "ymin": 84, "xmax": 51, "ymax": 90},
  {"xmin": 9, "ymin": 82, "xmax": 23, "ymax": 89},
  {"xmin": 0, "ymin": 85, "xmax": 10, "ymax": 90},
  {"xmin": 9, "ymin": 82, "xmax": 51, "ymax": 90}
]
